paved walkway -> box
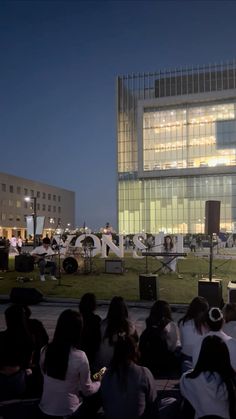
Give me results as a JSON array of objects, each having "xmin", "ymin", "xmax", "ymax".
[{"xmin": 0, "ymin": 297, "xmax": 187, "ymax": 339}]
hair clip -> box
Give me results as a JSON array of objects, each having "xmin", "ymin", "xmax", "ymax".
[
  {"xmin": 118, "ymin": 332, "xmax": 126, "ymax": 339},
  {"xmin": 208, "ymin": 307, "xmax": 223, "ymax": 322}
]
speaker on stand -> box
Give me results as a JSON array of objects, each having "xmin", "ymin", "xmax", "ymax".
[{"xmin": 198, "ymin": 200, "xmax": 222, "ymax": 306}]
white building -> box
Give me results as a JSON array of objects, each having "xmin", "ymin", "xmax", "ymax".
[{"xmin": 0, "ymin": 172, "xmax": 75, "ymax": 239}]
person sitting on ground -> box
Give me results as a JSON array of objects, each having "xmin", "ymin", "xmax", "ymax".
[
  {"xmin": 0, "ymin": 304, "xmax": 34, "ymax": 400},
  {"xmin": 101, "ymin": 334, "xmax": 160, "ymax": 419},
  {"xmin": 139, "ymin": 299, "xmax": 181, "ymax": 378},
  {"xmin": 39, "ymin": 309, "xmax": 101, "ymax": 418},
  {"xmin": 178, "ymin": 296, "xmax": 209, "ymax": 371},
  {"xmin": 102, "ymin": 334, "xmax": 180, "ymax": 419},
  {"xmin": 222, "ymin": 302, "xmax": 236, "ymax": 339},
  {"xmin": 79, "ymin": 292, "xmax": 102, "ymax": 373},
  {"xmin": 192, "ymin": 306, "xmax": 236, "ymax": 372},
  {"xmin": 95, "ymin": 296, "xmax": 138, "ymax": 370},
  {"xmin": 180, "ymin": 335, "xmax": 236, "ymax": 419},
  {"xmin": 23, "ymin": 305, "xmax": 49, "ymax": 396},
  {"xmin": 31, "ymin": 236, "xmax": 57, "ymax": 282}
]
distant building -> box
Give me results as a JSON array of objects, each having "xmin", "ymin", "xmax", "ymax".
[
  {"xmin": 0, "ymin": 172, "xmax": 75, "ymax": 239},
  {"xmin": 117, "ymin": 61, "xmax": 236, "ymax": 234}
]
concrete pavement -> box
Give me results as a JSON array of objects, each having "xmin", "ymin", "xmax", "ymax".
[{"xmin": 0, "ymin": 296, "xmax": 187, "ymax": 339}]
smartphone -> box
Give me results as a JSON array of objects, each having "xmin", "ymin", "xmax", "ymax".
[{"xmin": 93, "ymin": 367, "xmax": 107, "ymax": 380}]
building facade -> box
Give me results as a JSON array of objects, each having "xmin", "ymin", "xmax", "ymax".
[
  {"xmin": 0, "ymin": 172, "xmax": 75, "ymax": 239},
  {"xmin": 117, "ymin": 61, "xmax": 236, "ymax": 234}
]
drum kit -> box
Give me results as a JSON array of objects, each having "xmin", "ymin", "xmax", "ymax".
[{"xmin": 62, "ymin": 244, "xmax": 96, "ymax": 275}]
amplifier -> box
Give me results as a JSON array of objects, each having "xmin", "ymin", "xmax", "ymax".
[
  {"xmin": 227, "ymin": 281, "xmax": 236, "ymax": 303},
  {"xmin": 105, "ymin": 259, "xmax": 124, "ymax": 274},
  {"xmin": 198, "ymin": 278, "xmax": 223, "ymax": 307},
  {"xmin": 139, "ymin": 274, "xmax": 159, "ymax": 301},
  {"xmin": 15, "ymin": 255, "xmax": 34, "ymax": 272}
]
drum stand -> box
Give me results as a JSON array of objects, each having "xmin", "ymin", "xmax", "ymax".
[{"xmin": 83, "ymin": 245, "xmax": 95, "ymax": 274}]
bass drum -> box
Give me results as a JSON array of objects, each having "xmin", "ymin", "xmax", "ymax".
[{"xmin": 63, "ymin": 257, "xmax": 78, "ymax": 274}]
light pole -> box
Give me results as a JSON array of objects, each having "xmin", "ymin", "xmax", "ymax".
[{"xmin": 25, "ymin": 196, "xmax": 37, "ymax": 248}]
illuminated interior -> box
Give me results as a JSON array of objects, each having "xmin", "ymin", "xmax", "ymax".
[
  {"xmin": 117, "ymin": 65, "xmax": 236, "ymax": 234},
  {"xmin": 143, "ymin": 103, "xmax": 236, "ymax": 171},
  {"xmin": 118, "ymin": 176, "xmax": 235, "ymax": 234}
]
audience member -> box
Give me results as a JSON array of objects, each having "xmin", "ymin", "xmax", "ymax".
[
  {"xmin": 23, "ymin": 305, "xmax": 49, "ymax": 396},
  {"xmin": 192, "ymin": 307, "xmax": 236, "ymax": 371},
  {"xmin": 101, "ymin": 334, "xmax": 160, "ymax": 419},
  {"xmin": 79, "ymin": 292, "xmax": 102, "ymax": 372},
  {"xmin": 0, "ymin": 304, "xmax": 34, "ymax": 401},
  {"xmin": 17, "ymin": 236, "xmax": 23, "ymax": 254},
  {"xmin": 139, "ymin": 300, "xmax": 181, "ymax": 377},
  {"xmin": 95, "ymin": 296, "xmax": 138, "ymax": 369},
  {"xmin": 180, "ymin": 335, "xmax": 236, "ymax": 419},
  {"xmin": 223, "ymin": 303, "xmax": 236, "ymax": 339},
  {"xmin": 39, "ymin": 309, "xmax": 101, "ymax": 418},
  {"xmin": 178, "ymin": 296, "xmax": 209, "ymax": 371},
  {"xmin": 0, "ymin": 304, "xmax": 34, "ymax": 370}
]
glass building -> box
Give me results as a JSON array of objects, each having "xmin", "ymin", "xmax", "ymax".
[{"xmin": 117, "ymin": 61, "xmax": 236, "ymax": 234}]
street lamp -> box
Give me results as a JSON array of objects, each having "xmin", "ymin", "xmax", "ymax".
[{"xmin": 25, "ymin": 196, "xmax": 37, "ymax": 248}]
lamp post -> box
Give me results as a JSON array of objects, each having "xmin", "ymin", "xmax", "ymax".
[{"xmin": 25, "ymin": 196, "xmax": 37, "ymax": 248}]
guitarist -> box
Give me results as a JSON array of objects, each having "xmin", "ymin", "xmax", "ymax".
[{"xmin": 31, "ymin": 237, "xmax": 57, "ymax": 282}]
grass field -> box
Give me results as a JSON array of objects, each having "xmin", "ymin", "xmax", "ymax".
[{"xmin": 1, "ymin": 253, "xmax": 236, "ymax": 303}]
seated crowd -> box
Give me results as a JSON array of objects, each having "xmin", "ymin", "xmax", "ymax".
[{"xmin": 0, "ymin": 295, "xmax": 236, "ymax": 418}]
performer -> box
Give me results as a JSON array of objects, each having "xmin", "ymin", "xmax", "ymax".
[
  {"xmin": 162, "ymin": 235, "xmax": 176, "ymax": 273},
  {"xmin": 31, "ymin": 237, "xmax": 57, "ymax": 282},
  {"xmin": 103, "ymin": 222, "xmax": 113, "ymax": 256}
]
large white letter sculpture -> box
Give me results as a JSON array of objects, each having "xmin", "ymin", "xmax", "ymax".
[{"xmin": 101, "ymin": 235, "xmax": 124, "ymax": 258}]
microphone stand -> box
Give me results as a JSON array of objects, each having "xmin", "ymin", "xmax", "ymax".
[{"xmin": 53, "ymin": 223, "xmax": 63, "ymax": 286}]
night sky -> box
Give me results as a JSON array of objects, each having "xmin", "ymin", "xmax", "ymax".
[{"xmin": 1, "ymin": 0, "xmax": 236, "ymax": 231}]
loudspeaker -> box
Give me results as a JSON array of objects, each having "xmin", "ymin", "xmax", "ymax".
[
  {"xmin": 15, "ymin": 255, "xmax": 34, "ymax": 272},
  {"xmin": 198, "ymin": 279, "xmax": 223, "ymax": 307},
  {"xmin": 139, "ymin": 274, "xmax": 159, "ymax": 301},
  {"xmin": 227, "ymin": 281, "xmax": 236, "ymax": 303},
  {"xmin": 0, "ymin": 249, "xmax": 9, "ymax": 270},
  {"xmin": 205, "ymin": 200, "xmax": 221, "ymax": 235},
  {"xmin": 105, "ymin": 259, "xmax": 124, "ymax": 274},
  {"xmin": 10, "ymin": 287, "xmax": 43, "ymax": 305}
]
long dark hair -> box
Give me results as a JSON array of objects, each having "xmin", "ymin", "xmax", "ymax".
[
  {"xmin": 104, "ymin": 296, "xmax": 130, "ymax": 345},
  {"xmin": 146, "ymin": 300, "xmax": 172, "ymax": 330},
  {"xmin": 187, "ymin": 335, "xmax": 236, "ymax": 418},
  {"xmin": 79, "ymin": 293, "xmax": 97, "ymax": 317},
  {"xmin": 43, "ymin": 309, "xmax": 83, "ymax": 380},
  {"xmin": 110, "ymin": 335, "xmax": 138, "ymax": 390},
  {"xmin": 178, "ymin": 296, "xmax": 209, "ymax": 334},
  {"xmin": 163, "ymin": 235, "xmax": 174, "ymax": 251}
]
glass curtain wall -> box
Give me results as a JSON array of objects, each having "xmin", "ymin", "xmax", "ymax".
[
  {"xmin": 117, "ymin": 62, "xmax": 236, "ymax": 234},
  {"xmin": 118, "ymin": 175, "xmax": 235, "ymax": 234},
  {"xmin": 143, "ymin": 103, "xmax": 236, "ymax": 172}
]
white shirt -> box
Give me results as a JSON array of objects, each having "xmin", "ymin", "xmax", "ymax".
[
  {"xmin": 31, "ymin": 245, "xmax": 55, "ymax": 262},
  {"xmin": 223, "ymin": 320, "xmax": 236, "ymax": 339},
  {"xmin": 10, "ymin": 237, "xmax": 17, "ymax": 247},
  {"xmin": 40, "ymin": 347, "xmax": 100, "ymax": 416},
  {"xmin": 164, "ymin": 321, "xmax": 181, "ymax": 352},
  {"xmin": 192, "ymin": 330, "xmax": 236, "ymax": 371},
  {"xmin": 180, "ymin": 371, "xmax": 230, "ymax": 419},
  {"xmin": 17, "ymin": 238, "xmax": 23, "ymax": 247},
  {"xmin": 179, "ymin": 319, "xmax": 207, "ymax": 357}
]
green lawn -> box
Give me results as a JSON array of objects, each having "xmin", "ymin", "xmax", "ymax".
[{"xmin": 1, "ymin": 254, "xmax": 235, "ymax": 303}]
